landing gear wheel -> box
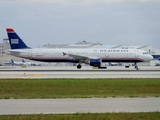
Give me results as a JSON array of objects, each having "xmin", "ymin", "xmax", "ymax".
[
  {"xmin": 135, "ymin": 66, "xmax": 138, "ymax": 70},
  {"xmin": 77, "ymin": 64, "xmax": 81, "ymax": 69},
  {"xmin": 134, "ymin": 62, "xmax": 138, "ymax": 70}
]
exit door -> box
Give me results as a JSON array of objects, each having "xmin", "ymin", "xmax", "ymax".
[{"xmin": 135, "ymin": 50, "xmax": 139, "ymax": 58}]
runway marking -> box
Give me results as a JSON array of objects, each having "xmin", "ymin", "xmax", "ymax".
[
  {"xmin": 28, "ymin": 74, "xmax": 42, "ymax": 76},
  {"xmin": 0, "ymin": 73, "xmax": 42, "ymax": 78}
]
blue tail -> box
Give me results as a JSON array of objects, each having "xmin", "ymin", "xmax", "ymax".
[
  {"xmin": 11, "ymin": 59, "xmax": 14, "ymax": 65},
  {"xmin": 6, "ymin": 28, "xmax": 30, "ymax": 49},
  {"xmin": 22, "ymin": 59, "xmax": 25, "ymax": 63}
]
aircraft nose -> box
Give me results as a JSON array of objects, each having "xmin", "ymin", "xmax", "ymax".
[{"xmin": 149, "ymin": 55, "xmax": 154, "ymax": 60}]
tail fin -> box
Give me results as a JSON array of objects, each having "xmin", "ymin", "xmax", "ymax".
[
  {"xmin": 11, "ymin": 59, "xmax": 14, "ymax": 66},
  {"xmin": 22, "ymin": 59, "xmax": 25, "ymax": 63},
  {"xmin": 6, "ymin": 28, "xmax": 30, "ymax": 49}
]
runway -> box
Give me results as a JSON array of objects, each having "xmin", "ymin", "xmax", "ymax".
[
  {"xmin": 0, "ymin": 98, "xmax": 160, "ymax": 115},
  {"xmin": 0, "ymin": 66, "xmax": 160, "ymax": 78}
]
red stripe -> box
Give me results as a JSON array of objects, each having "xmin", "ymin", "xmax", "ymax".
[{"xmin": 6, "ymin": 28, "xmax": 14, "ymax": 33}]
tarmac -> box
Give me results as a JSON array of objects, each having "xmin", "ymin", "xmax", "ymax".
[
  {"xmin": 0, "ymin": 66, "xmax": 160, "ymax": 115},
  {"xmin": 0, "ymin": 98, "xmax": 160, "ymax": 115},
  {"xmin": 0, "ymin": 66, "xmax": 160, "ymax": 78}
]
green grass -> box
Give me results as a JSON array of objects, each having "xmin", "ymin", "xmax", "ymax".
[
  {"xmin": 0, "ymin": 112, "xmax": 160, "ymax": 120},
  {"xmin": 0, "ymin": 78, "xmax": 160, "ymax": 99}
]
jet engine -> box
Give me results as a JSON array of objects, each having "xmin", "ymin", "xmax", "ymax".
[{"xmin": 89, "ymin": 59, "xmax": 101, "ymax": 66}]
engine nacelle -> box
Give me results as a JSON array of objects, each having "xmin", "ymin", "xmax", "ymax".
[{"xmin": 89, "ymin": 59, "xmax": 101, "ymax": 66}]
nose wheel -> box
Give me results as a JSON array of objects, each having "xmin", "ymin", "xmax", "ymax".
[
  {"xmin": 135, "ymin": 62, "xmax": 139, "ymax": 70},
  {"xmin": 135, "ymin": 66, "xmax": 138, "ymax": 70}
]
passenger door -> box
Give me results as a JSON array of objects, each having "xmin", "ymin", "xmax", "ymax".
[{"xmin": 135, "ymin": 50, "xmax": 139, "ymax": 58}]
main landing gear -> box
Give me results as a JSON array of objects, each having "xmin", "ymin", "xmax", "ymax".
[{"xmin": 77, "ymin": 64, "xmax": 82, "ymax": 69}]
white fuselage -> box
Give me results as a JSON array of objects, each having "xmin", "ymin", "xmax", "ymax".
[{"xmin": 5, "ymin": 48, "xmax": 153, "ymax": 64}]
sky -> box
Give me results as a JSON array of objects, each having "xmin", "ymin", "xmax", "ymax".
[{"xmin": 0, "ymin": 0, "xmax": 160, "ymax": 48}]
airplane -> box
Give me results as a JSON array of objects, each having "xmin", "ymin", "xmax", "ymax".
[
  {"xmin": 11, "ymin": 59, "xmax": 27, "ymax": 66},
  {"xmin": 2, "ymin": 59, "xmax": 14, "ymax": 66},
  {"xmin": 2, "ymin": 59, "xmax": 25, "ymax": 66},
  {"xmin": 5, "ymin": 28, "xmax": 153, "ymax": 70},
  {"xmin": 22, "ymin": 59, "xmax": 40, "ymax": 66}
]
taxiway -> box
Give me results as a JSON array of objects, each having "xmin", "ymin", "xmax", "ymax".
[{"xmin": 0, "ymin": 98, "xmax": 160, "ymax": 115}]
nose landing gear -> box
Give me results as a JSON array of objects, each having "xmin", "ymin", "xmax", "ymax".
[{"xmin": 135, "ymin": 62, "xmax": 139, "ymax": 70}]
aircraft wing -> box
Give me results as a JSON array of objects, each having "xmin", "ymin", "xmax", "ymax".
[
  {"xmin": 68, "ymin": 53, "xmax": 89, "ymax": 60},
  {"xmin": 63, "ymin": 52, "xmax": 99, "ymax": 60}
]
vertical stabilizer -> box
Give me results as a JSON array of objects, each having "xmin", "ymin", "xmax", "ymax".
[
  {"xmin": 22, "ymin": 59, "xmax": 25, "ymax": 63},
  {"xmin": 11, "ymin": 59, "xmax": 14, "ymax": 66},
  {"xmin": 6, "ymin": 28, "xmax": 30, "ymax": 49}
]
